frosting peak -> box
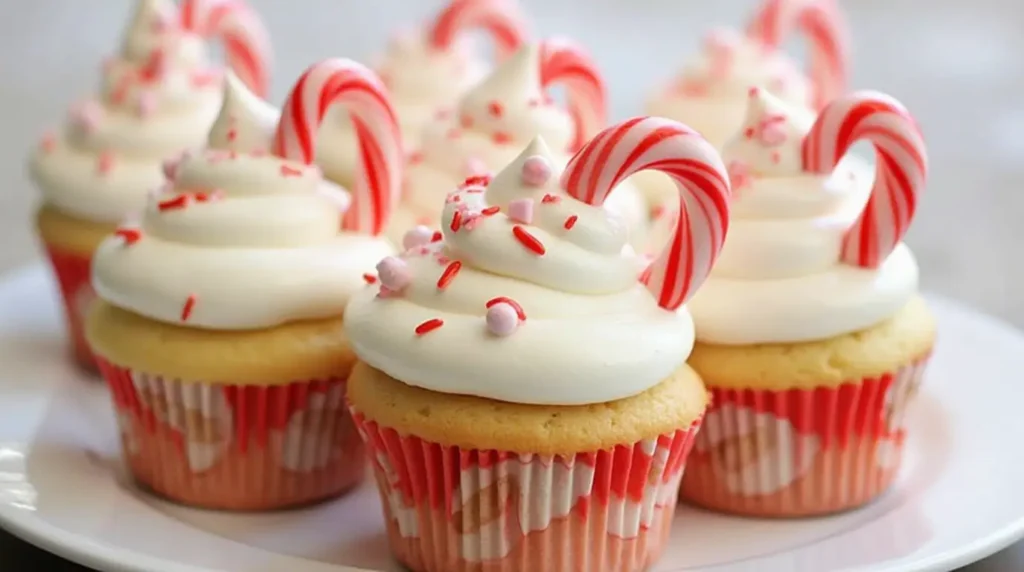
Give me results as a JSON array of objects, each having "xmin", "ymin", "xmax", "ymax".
[
  {"xmin": 206, "ymin": 71, "xmax": 280, "ymax": 152},
  {"xmin": 723, "ymin": 87, "xmax": 814, "ymax": 177}
]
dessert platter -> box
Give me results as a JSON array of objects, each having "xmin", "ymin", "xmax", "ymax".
[{"xmin": 5, "ymin": 0, "xmax": 1024, "ymax": 571}]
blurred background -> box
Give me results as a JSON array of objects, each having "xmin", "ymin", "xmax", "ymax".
[{"xmin": 1, "ymin": 0, "xmax": 1022, "ymax": 570}]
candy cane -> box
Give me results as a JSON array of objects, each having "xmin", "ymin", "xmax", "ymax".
[
  {"xmin": 427, "ymin": 0, "xmax": 528, "ymax": 59},
  {"xmin": 271, "ymin": 59, "xmax": 403, "ymax": 236},
  {"xmin": 802, "ymin": 91, "xmax": 928, "ymax": 269},
  {"xmin": 561, "ymin": 117, "xmax": 731, "ymax": 310},
  {"xmin": 746, "ymin": 0, "xmax": 848, "ymax": 110},
  {"xmin": 539, "ymin": 38, "xmax": 607, "ymax": 153},
  {"xmin": 179, "ymin": 0, "xmax": 271, "ymax": 97}
]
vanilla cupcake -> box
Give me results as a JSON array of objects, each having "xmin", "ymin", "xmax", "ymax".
[
  {"xmin": 388, "ymin": 41, "xmax": 649, "ymax": 253},
  {"xmin": 316, "ymin": 0, "xmax": 528, "ymax": 189},
  {"xmin": 637, "ymin": 0, "xmax": 849, "ymax": 221},
  {"xmin": 344, "ymin": 116, "xmax": 732, "ymax": 571},
  {"xmin": 680, "ymin": 89, "xmax": 932, "ymax": 517},
  {"xmin": 29, "ymin": 0, "xmax": 270, "ymax": 370},
  {"xmin": 86, "ymin": 58, "xmax": 401, "ymax": 510}
]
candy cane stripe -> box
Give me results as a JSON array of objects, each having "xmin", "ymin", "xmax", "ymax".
[
  {"xmin": 179, "ymin": 0, "xmax": 271, "ymax": 97},
  {"xmin": 538, "ymin": 38, "xmax": 606, "ymax": 151},
  {"xmin": 272, "ymin": 59, "xmax": 403, "ymax": 235},
  {"xmin": 562, "ymin": 117, "xmax": 732, "ymax": 310},
  {"xmin": 802, "ymin": 91, "xmax": 927, "ymax": 268},
  {"xmin": 428, "ymin": 0, "xmax": 528, "ymax": 58}
]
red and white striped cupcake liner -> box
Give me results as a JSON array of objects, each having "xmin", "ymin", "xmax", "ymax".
[{"xmin": 42, "ymin": 244, "xmax": 97, "ymax": 371}]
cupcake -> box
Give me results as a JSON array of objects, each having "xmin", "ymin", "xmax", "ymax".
[
  {"xmin": 679, "ymin": 88, "xmax": 932, "ymax": 517},
  {"xmin": 637, "ymin": 0, "xmax": 849, "ymax": 222},
  {"xmin": 29, "ymin": 0, "xmax": 270, "ymax": 370},
  {"xmin": 86, "ymin": 58, "xmax": 402, "ymax": 510},
  {"xmin": 387, "ymin": 40, "xmax": 649, "ymax": 253},
  {"xmin": 343, "ymin": 116, "xmax": 732, "ymax": 571},
  {"xmin": 316, "ymin": 0, "xmax": 528, "ymax": 190}
]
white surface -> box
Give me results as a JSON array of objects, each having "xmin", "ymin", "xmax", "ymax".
[{"xmin": 0, "ymin": 265, "xmax": 1021, "ymax": 572}]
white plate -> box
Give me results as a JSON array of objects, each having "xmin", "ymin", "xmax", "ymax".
[{"xmin": 0, "ymin": 265, "xmax": 1022, "ymax": 572}]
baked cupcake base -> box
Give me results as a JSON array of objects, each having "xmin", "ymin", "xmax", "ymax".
[
  {"xmin": 681, "ymin": 296, "xmax": 936, "ymax": 517},
  {"xmin": 348, "ymin": 362, "xmax": 708, "ymax": 572},
  {"xmin": 88, "ymin": 300, "xmax": 366, "ymax": 510},
  {"xmin": 36, "ymin": 204, "xmax": 113, "ymax": 371}
]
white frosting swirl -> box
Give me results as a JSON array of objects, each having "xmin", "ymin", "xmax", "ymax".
[
  {"xmin": 344, "ymin": 139, "xmax": 694, "ymax": 406},
  {"xmin": 687, "ymin": 90, "xmax": 918, "ymax": 345},
  {"xmin": 92, "ymin": 78, "xmax": 392, "ymax": 331},
  {"xmin": 29, "ymin": 0, "xmax": 225, "ymax": 223},
  {"xmin": 393, "ymin": 45, "xmax": 649, "ymax": 252}
]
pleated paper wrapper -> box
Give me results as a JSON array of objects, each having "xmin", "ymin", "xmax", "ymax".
[
  {"xmin": 351, "ymin": 409, "xmax": 703, "ymax": 572},
  {"xmin": 681, "ymin": 355, "xmax": 930, "ymax": 517},
  {"xmin": 96, "ymin": 356, "xmax": 366, "ymax": 510},
  {"xmin": 42, "ymin": 244, "xmax": 96, "ymax": 370}
]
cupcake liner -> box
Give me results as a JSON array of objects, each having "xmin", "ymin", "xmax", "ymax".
[
  {"xmin": 97, "ymin": 356, "xmax": 365, "ymax": 510},
  {"xmin": 681, "ymin": 354, "xmax": 931, "ymax": 517},
  {"xmin": 42, "ymin": 243, "xmax": 97, "ymax": 370},
  {"xmin": 351, "ymin": 409, "xmax": 702, "ymax": 572}
]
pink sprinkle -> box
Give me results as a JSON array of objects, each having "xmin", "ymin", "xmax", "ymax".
[
  {"xmin": 71, "ymin": 101, "xmax": 102, "ymax": 132},
  {"xmin": 492, "ymin": 131, "xmax": 512, "ymax": 145},
  {"xmin": 402, "ymin": 226, "xmax": 433, "ymax": 250},
  {"xmin": 460, "ymin": 115, "xmax": 473, "ymax": 129},
  {"xmin": 408, "ymin": 151, "xmax": 424, "ymax": 165},
  {"xmin": 376, "ymin": 256, "xmax": 412, "ymax": 292},
  {"xmin": 446, "ymin": 128, "xmax": 462, "ymax": 139},
  {"xmin": 521, "ymin": 155, "xmax": 552, "ymax": 186},
  {"xmin": 727, "ymin": 160, "xmax": 752, "ymax": 191},
  {"xmin": 161, "ymin": 157, "xmax": 181, "ymax": 180},
  {"xmin": 748, "ymin": 86, "xmax": 760, "ymax": 98},
  {"xmin": 136, "ymin": 91, "xmax": 157, "ymax": 118},
  {"xmin": 377, "ymin": 285, "xmax": 398, "ymax": 299},
  {"xmin": 507, "ymin": 198, "xmax": 534, "ymax": 224},
  {"xmin": 465, "ymin": 158, "xmax": 488, "ymax": 176},
  {"xmin": 757, "ymin": 118, "xmax": 788, "ymax": 146},
  {"xmin": 40, "ymin": 132, "xmax": 57, "ymax": 153},
  {"xmin": 770, "ymin": 150, "xmax": 781, "ymax": 164},
  {"xmin": 280, "ymin": 164, "xmax": 304, "ymax": 177},
  {"xmin": 97, "ymin": 151, "xmax": 115, "ymax": 175},
  {"xmin": 486, "ymin": 303, "xmax": 520, "ymax": 336},
  {"xmin": 434, "ymin": 108, "xmax": 452, "ymax": 120},
  {"xmin": 488, "ymin": 101, "xmax": 503, "ymax": 117},
  {"xmin": 462, "ymin": 212, "xmax": 483, "ymax": 231},
  {"xmin": 227, "ymin": 128, "xmax": 238, "ymax": 142}
]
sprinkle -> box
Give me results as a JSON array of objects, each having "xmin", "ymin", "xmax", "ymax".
[
  {"xmin": 158, "ymin": 195, "xmax": 189, "ymax": 211},
  {"xmin": 651, "ymin": 205, "xmax": 667, "ymax": 220},
  {"xmin": 748, "ymin": 86, "xmax": 760, "ymax": 98},
  {"xmin": 408, "ymin": 151, "xmax": 424, "ymax": 165},
  {"xmin": 434, "ymin": 108, "xmax": 451, "ymax": 120},
  {"xmin": 486, "ymin": 303, "xmax": 519, "ymax": 336},
  {"xmin": 180, "ymin": 294, "xmax": 197, "ymax": 322},
  {"xmin": 190, "ymin": 69, "xmax": 221, "ymax": 88},
  {"xmin": 463, "ymin": 174, "xmax": 492, "ymax": 187},
  {"xmin": 527, "ymin": 98, "xmax": 540, "ymax": 107},
  {"xmin": 377, "ymin": 256, "xmax": 412, "ymax": 291},
  {"xmin": 488, "ymin": 101, "xmax": 503, "ymax": 117},
  {"xmin": 541, "ymin": 194, "xmax": 561, "ymax": 204},
  {"xmin": 771, "ymin": 151, "xmax": 781, "ymax": 164},
  {"xmin": 362, "ymin": 273, "xmax": 377, "ymax": 284},
  {"xmin": 377, "ymin": 286, "xmax": 398, "ymax": 299},
  {"xmin": 402, "ymin": 226, "xmax": 433, "ymax": 250},
  {"xmin": 564, "ymin": 215, "xmax": 578, "ymax": 230},
  {"xmin": 486, "ymin": 296, "xmax": 527, "ymax": 321},
  {"xmin": 415, "ymin": 318, "xmax": 444, "ymax": 336},
  {"xmin": 192, "ymin": 190, "xmax": 224, "ymax": 202},
  {"xmin": 431, "ymin": 231, "xmax": 443, "ymax": 242},
  {"xmin": 466, "ymin": 188, "xmax": 483, "ymax": 194},
  {"xmin": 40, "ymin": 132, "xmax": 57, "ymax": 152},
  {"xmin": 280, "ymin": 164, "xmax": 304, "ymax": 177},
  {"xmin": 450, "ymin": 209, "xmax": 463, "ymax": 232},
  {"xmin": 521, "ymin": 155, "xmax": 552, "ymax": 186},
  {"xmin": 492, "ymin": 131, "xmax": 512, "ymax": 145},
  {"xmin": 71, "ymin": 102, "xmax": 102, "ymax": 132},
  {"xmin": 436, "ymin": 255, "xmax": 451, "ymax": 265},
  {"xmin": 436, "ymin": 261, "xmax": 462, "ymax": 290},
  {"xmin": 727, "ymin": 160, "xmax": 752, "ymax": 191},
  {"xmin": 507, "ymin": 198, "xmax": 534, "ymax": 224},
  {"xmin": 512, "ymin": 225, "xmax": 545, "ymax": 255},
  {"xmin": 97, "ymin": 151, "xmax": 115, "ymax": 175},
  {"xmin": 114, "ymin": 228, "xmax": 142, "ymax": 245},
  {"xmin": 137, "ymin": 91, "xmax": 157, "ymax": 118},
  {"xmin": 465, "ymin": 157, "xmax": 487, "ymax": 175},
  {"xmin": 446, "ymin": 128, "xmax": 462, "ymax": 139},
  {"xmin": 227, "ymin": 128, "xmax": 238, "ymax": 142},
  {"xmin": 481, "ymin": 206, "xmax": 501, "ymax": 216},
  {"xmin": 462, "ymin": 213, "xmax": 483, "ymax": 230},
  {"xmin": 460, "ymin": 115, "xmax": 473, "ymax": 129},
  {"xmin": 743, "ymin": 126, "xmax": 755, "ymax": 139}
]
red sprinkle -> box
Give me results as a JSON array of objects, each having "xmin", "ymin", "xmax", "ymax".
[
  {"xmin": 280, "ymin": 165, "xmax": 304, "ymax": 177},
  {"xmin": 192, "ymin": 190, "xmax": 224, "ymax": 202},
  {"xmin": 158, "ymin": 195, "xmax": 189, "ymax": 211},
  {"xmin": 564, "ymin": 215, "xmax": 578, "ymax": 230},
  {"xmin": 492, "ymin": 131, "xmax": 512, "ymax": 145},
  {"xmin": 512, "ymin": 225, "xmax": 546, "ymax": 255},
  {"xmin": 744, "ymin": 126, "xmax": 755, "ymax": 139},
  {"xmin": 414, "ymin": 318, "xmax": 444, "ymax": 336},
  {"xmin": 97, "ymin": 151, "xmax": 115, "ymax": 175},
  {"xmin": 460, "ymin": 115, "xmax": 473, "ymax": 128},
  {"xmin": 486, "ymin": 296, "xmax": 527, "ymax": 321},
  {"xmin": 450, "ymin": 210, "xmax": 463, "ymax": 232},
  {"xmin": 431, "ymin": 231, "xmax": 443, "ymax": 242},
  {"xmin": 771, "ymin": 151, "xmax": 781, "ymax": 164},
  {"xmin": 541, "ymin": 194, "xmax": 561, "ymax": 204},
  {"xmin": 362, "ymin": 273, "xmax": 377, "ymax": 284},
  {"xmin": 227, "ymin": 129, "xmax": 237, "ymax": 142},
  {"xmin": 436, "ymin": 261, "xmax": 462, "ymax": 290},
  {"xmin": 463, "ymin": 175, "xmax": 492, "ymax": 187},
  {"xmin": 40, "ymin": 133, "xmax": 57, "ymax": 152},
  {"xmin": 180, "ymin": 294, "xmax": 197, "ymax": 322},
  {"xmin": 651, "ymin": 205, "xmax": 667, "ymax": 220},
  {"xmin": 488, "ymin": 100, "xmax": 503, "ymax": 117},
  {"xmin": 408, "ymin": 151, "xmax": 424, "ymax": 165},
  {"xmin": 114, "ymin": 228, "xmax": 142, "ymax": 245},
  {"xmin": 481, "ymin": 206, "xmax": 501, "ymax": 216}
]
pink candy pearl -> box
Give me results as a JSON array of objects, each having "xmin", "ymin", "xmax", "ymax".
[
  {"xmin": 402, "ymin": 225, "xmax": 433, "ymax": 250},
  {"xmin": 507, "ymin": 198, "xmax": 534, "ymax": 224},
  {"xmin": 486, "ymin": 303, "xmax": 520, "ymax": 336},
  {"xmin": 521, "ymin": 155, "xmax": 552, "ymax": 187},
  {"xmin": 376, "ymin": 256, "xmax": 412, "ymax": 291}
]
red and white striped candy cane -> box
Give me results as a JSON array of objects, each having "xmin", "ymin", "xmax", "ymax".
[
  {"xmin": 802, "ymin": 91, "xmax": 927, "ymax": 269},
  {"xmin": 562, "ymin": 117, "xmax": 731, "ymax": 310},
  {"xmin": 179, "ymin": 0, "xmax": 272, "ymax": 97},
  {"xmin": 539, "ymin": 38, "xmax": 607, "ymax": 153},
  {"xmin": 271, "ymin": 59, "xmax": 403, "ymax": 236},
  {"xmin": 427, "ymin": 0, "xmax": 528, "ymax": 59},
  {"xmin": 746, "ymin": 0, "xmax": 848, "ymax": 110}
]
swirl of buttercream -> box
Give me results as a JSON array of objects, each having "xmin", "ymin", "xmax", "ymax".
[
  {"xmin": 29, "ymin": 0, "xmax": 233, "ymax": 223},
  {"xmin": 344, "ymin": 138, "xmax": 693, "ymax": 406},
  {"xmin": 687, "ymin": 88, "xmax": 918, "ymax": 345},
  {"xmin": 91, "ymin": 77, "xmax": 391, "ymax": 330}
]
